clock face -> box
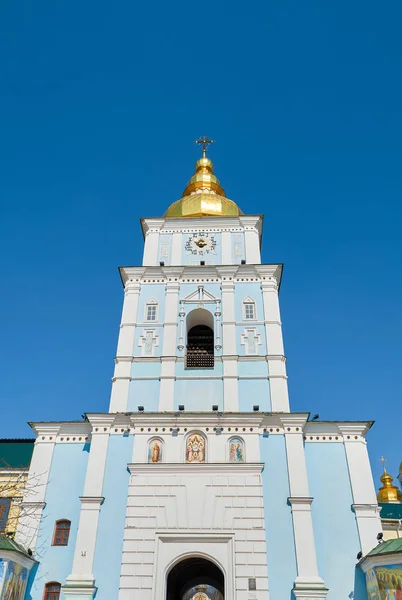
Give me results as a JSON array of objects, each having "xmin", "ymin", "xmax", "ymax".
[{"xmin": 185, "ymin": 233, "xmax": 217, "ymax": 255}]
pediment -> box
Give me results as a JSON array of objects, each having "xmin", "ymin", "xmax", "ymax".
[{"xmin": 182, "ymin": 285, "xmax": 219, "ymax": 303}]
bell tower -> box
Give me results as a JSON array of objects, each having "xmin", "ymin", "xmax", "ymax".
[{"xmin": 109, "ymin": 139, "xmax": 289, "ymax": 414}]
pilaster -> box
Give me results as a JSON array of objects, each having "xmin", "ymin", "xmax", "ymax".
[
  {"xmin": 221, "ymin": 274, "xmax": 239, "ymax": 410},
  {"xmin": 64, "ymin": 416, "xmax": 114, "ymax": 598},
  {"xmin": 338, "ymin": 424, "xmax": 382, "ymax": 555},
  {"xmin": 279, "ymin": 416, "xmax": 327, "ymax": 599},
  {"xmin": 221, "ymin": 230, "xmax": 232, "ymax": 264},
  {"xmin": 142, "ymin": 229, "xmax": 160, "ymax": 266},
  {"xmin": 244, "ymin": 227, "xmax": 261, "ymax": 264},
  {"xmin": 171, "ymin": 231, "xmax": 182, "ymax": 265},
  {"xmin": 261, "ymin": 279, "xmax": 289, "ymax": 412},
  {"xmin": 109, "ymin": 280, "xmax": 141, "ymax": 412},
  {"xmin": 222, "ymin": 356, "xmax": 239, "ymax": 411},
  {"xmin": 15, "ymin": 425, "xmax": 61, "ymax": 552}
]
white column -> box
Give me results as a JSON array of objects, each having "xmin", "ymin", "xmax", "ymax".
[
  {"xmin": 280, "ymin": 416, "xmax": 327, "ymax": 599},
  {"xmin": 142, "ymin": 230, "xmax": 159, "ymax": 266},
  {"xmin": 339, "ymin": 425, "xmax": 382, "ymax": 555},
  {"xmin": 64, "ymin": 417, "xmax": 114, "ymax": 599},
  {"xmin": 15, "ymin": 426, "xmax": 61, "ymax": 552},
  {"xmin": 244, "ymin": 228, "xmax": 261, "ymax": 264},
  {"xmin": 221, "ymin": 277, "xmax": 239, "ymax": 411},
  {"xmin": 221, "ymin": 231, "xmax": 232, "ymax": 264},
  {"xmin": 109, "ymin": 280, "xmax": 141, "ymax": 412},
  {"xmin": 171, "ymin": 231, "xmax": 182, "ymax": 265},
  {"xmin": 261, "ymin": 279, "xmax": 290, "ymax": 412},
  {"xmin": 159, "ymin": 281, "xmax": 180, "ymax": 411}
]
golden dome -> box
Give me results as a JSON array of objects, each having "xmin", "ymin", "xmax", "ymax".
[
  {"xmin": 377, "ymin": 467, "xmax": 402, "ymax": 503},
  {"xmin": 165, "ymin": 153, "xmax": 242, "ymax": 218}
]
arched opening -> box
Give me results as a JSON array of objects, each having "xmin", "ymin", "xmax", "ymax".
[
  {"xmin": 166, "ymin": 557, "xmax": 224, "ymax": 600},
  {"xmin": 186, "ymin": 325, "xmax": 214, "ymax": 368},
  {"xmin": 186, "ymin": 308, "xmax": 215, "ymax": 369}
]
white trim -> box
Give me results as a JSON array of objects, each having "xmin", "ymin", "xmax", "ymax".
[{"xmin": 128, "ymin": 462, "xmax": 264, "ymax": 475}]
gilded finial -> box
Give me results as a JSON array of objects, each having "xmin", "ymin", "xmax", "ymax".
[
  {"xmin": 377, "ymin": 457, "xmax": 402, "ymax": 503},
  {"xmin": 195, "ymin": 136, "xmax": 216, "ymax": 158}
]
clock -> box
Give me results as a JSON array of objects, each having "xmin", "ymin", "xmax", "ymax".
[{"xmin": 185, "ymin": 232, "xmax": 217, "ymax": 255}]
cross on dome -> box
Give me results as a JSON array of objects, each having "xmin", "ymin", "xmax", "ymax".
[{"xmin": 195, "ymin": 136, "xmax": 216, "ymax": 157}]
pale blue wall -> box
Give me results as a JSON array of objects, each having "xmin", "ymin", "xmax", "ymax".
[
  {"xmin": 93, "ymin": 434, "xmax": 134, "ymax": 600},
  {"xmin": 174, "ymin": 379, "xmax": 223, "ymax": 411},
  {"xmin": 231, "ymin": 232, "xmax": 245, "ymax": 263},
  {"xmin": 133, "ymin": 325, "xmax": 164, "ymax": 357},
  {"xmin": 28, "ymin": 443, "xmax": 89, "ymax": 600},
  {"xmin": 305, "ymin": 442, "xmax": 361, "ymax": 600},
  {"xmin": 260, "ymin": 434, "xmax": 297, "ymax": 599},
  {"xmin": 131, "ymin": 361, "xmax": 161, "ymax": 378},
  {"xmin": 133, "ymin": 284, "xmax": 166, "ymax": 358},
  {"xmin": 136, "ymin": 284, "xmax": 166, "ymax": 324},
  {"xmin": 238, "ymin": 379, "xmax": 271, "ymax": 411},
  {"xmin": 182, "ymin": 232, "xmax": 222, "ymax": 265},
  {"xmin": 234, "ymin": 283, "xmax": 264, "ymax": 322},
  {"xmin": 158, "ymin": 233, "xmax": 172, "ymax": 265},
  {"xmin": 236, "ymin": 324, "xmax": 266, "ymax": 355},
  {"xmin": 128, "ymin": 379, "xmax": 160, "ymax": 411},
  {"xmin": 237, "ymin": 360, "xmax": 268, "ymax": 377}
]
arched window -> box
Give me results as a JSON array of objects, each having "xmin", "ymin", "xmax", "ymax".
[
  {"xmin": 243, "ymin": 297, "xmax": 256, "ymax": 320},
  {"xmin": 145, "ymin": 299, "xmax": 158, "ymax": 322},
  {"xmin": 186, "ymin": 324, "xmax": 214, "ymax": 368},
  {"xmin": 52, "ymin": 519, "xmax": 71, "ymax": 546},
  {"xmin": 43, "ymin": 582, "xmax": 61, "ymax": 600}
]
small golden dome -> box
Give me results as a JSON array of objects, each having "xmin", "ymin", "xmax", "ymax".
[
  {"xmin": 377, "ymin": 467, "xmax": 402, "ymax": 503},
  {"xmin": 181, "ymin": 157, "xmax": 226, "ymax": 198},
  {"xmin": 165, "ymin": 140, "xmax": 242, "ymax": 218}
]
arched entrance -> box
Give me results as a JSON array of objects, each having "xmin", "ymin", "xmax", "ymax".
[{"xmin": 166, "ymin": 557, "xmax": 224, "ymax": 600}]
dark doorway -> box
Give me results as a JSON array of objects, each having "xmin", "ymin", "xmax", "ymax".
[
  {"xmin": 186, "ymin": 325, "xmax": 214, "ymax": 368},
  {"xmin": 166, "ymin": 557, "xmax": 224, "ymax": 600}
]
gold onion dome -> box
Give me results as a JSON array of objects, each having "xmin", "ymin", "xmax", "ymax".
[
  {"xmin": 165, "ymin": 139, "xmax": 243, "ymax": 218},
  {"xmin": 377, "ymin": 467, "xmax": 402, "ymax": 503}
]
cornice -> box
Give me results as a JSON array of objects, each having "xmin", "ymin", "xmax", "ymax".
[
  {"xmin": 128, "ymin": 462, "xmax": 264, "ymax": 475},
  {"xmin": 118, "ymin": 264, "xmax": 282, "ymax": 288},
  {"xmin": 140, "ymin": 215, "xmax": 263, "ymax": 237}
]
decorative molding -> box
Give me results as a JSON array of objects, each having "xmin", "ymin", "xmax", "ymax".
[
  {"xmin": 128, "ymin": 462, "xmax": 264, "ymax": 475},
  {"xmin": 79, "ymin": 496, "xmax": 105, "ymax": 505},
  {"xmin": 119, "ymin": 263, "xmax": 283, "ymax": 289},
  {"xmin": 288, "ymin": 496, "xmax": 314, "ymax": 507}
]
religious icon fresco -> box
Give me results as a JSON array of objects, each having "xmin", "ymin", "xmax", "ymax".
[
  {"xmin": 228, "ymin": 438, "xmax": 244, "ymax": 463},
  {"xmin": 186, "ymin": 433, "xmax": 205, "ymax": 463},
  {"xmin": 0, "ymin": 559, "xmax": 28, "ymax": 600},
  {"xmin": 182, "ymin": 584, "xmax": 223, "ymax": 600},
  {"xmin": 148, "ymin": 439, "xmax": 163, "ymax": 463},
  {"xmin": 366, "ymin": 565, "xmax": 402, "ymax": 600}
]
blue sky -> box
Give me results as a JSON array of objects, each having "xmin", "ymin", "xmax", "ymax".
[{"xmin": 1, "ymin": 0, "xmax": 401, "ymax": 487}]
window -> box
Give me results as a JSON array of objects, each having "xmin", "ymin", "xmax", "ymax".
[
  {"xmin": 0, "ymin": 498, "xmax": 12, "ymax": 532},
  {"xmin": 43, "ymin": 582, "xmax": 61, "ymax": 600},
  {"xmin": 186, "ymin": 325, "xmax": 214, "ymax": 368},
  {"xmin": 145, "ymin": 299, "xmax": 158, "ymax": 322},
  {"xmin": 243, "ymin": 298, "xmax": 256, "ymax": 320},
  {"xmin": 52, "ymin": 520, "xmax": 71, "ymax": 546}
]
